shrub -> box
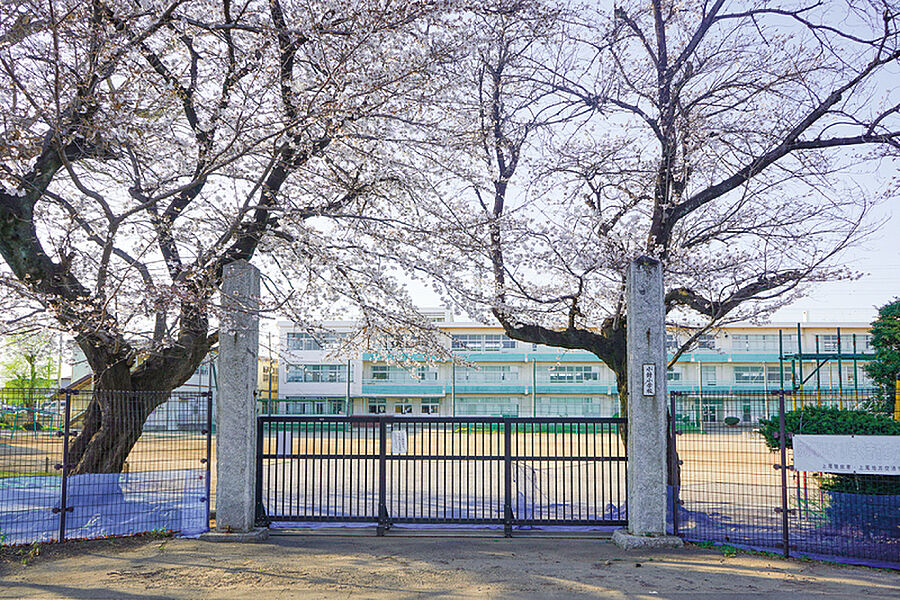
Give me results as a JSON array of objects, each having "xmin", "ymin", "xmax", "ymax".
[
  {"xmin": 723, "ymin": 416, "xmax": 740, "ymax": 427},
  {"xmin": 758, "ymin": 406, "xmax": 900, "ymax": 449}
]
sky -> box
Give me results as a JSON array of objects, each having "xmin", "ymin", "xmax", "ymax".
[
  {"xmin": 770, "ymin": 198, "xmax": 899, "ymax": 324},
  {"xmin": 394, "ymin": 198, "xmax": 899, "ymax": 327}
]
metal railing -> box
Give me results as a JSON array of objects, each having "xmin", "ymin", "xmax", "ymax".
[{"xmin": 257, "ymin": 415, "xmax": 627, "ymax": 535}]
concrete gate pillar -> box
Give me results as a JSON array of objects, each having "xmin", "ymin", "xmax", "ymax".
[
  {"xmin": 202, "ymin": 259, "xmax": 268, "ymax": 541},
  {"xmin": 613, "ymin": 256, "xmax": 682, "ymax": 549}
]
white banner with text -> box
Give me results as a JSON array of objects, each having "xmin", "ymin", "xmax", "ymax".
[{"xmin": 793, "ymin": 434, "xmax": 900, "ymax": 474}]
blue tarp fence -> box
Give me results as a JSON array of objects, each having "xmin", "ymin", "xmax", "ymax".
[{"xmin": 0, "ymin": 469, "xmax": 208, "ymax": 545}]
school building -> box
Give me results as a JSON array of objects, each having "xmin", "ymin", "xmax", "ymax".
[{"xmin": 276, "ymin": 311, "xmax": 876, "ymax": 419}]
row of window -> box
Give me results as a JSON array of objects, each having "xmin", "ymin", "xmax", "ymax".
[
  {"xmin": 285, "ymin": 364, "xmax": 349, "ymax": 383},
  {"xmin": 285, "ymin": 332, "xmax": 342, "ymax": 351},
  {"xmin": 369, "ymin": 396, "xmax": 617, "ymax": 417},
  {"xmin": 283, "ymin": 362, "xmax": 872, "ymax": 386},
  {"xmin": 371, "ymin": 365, "xmax": 439, "ymax": 381},
  {"xmin": 366, "ymin": 397, "xmax": 440, "ymax": 414},
  {"xmin": 669, "ymin": 364, "xmax": 872, "ymax": 386},
  {"xmin": 665, "ymin": 333, "xmax": 872, "ymax": 354},
  {"xmin": 451, "ymin": 334, "xmax": 517, "ymax": 352},
  {"xmin": 286, "ymin": 331, "xmax": 871, "ymax": 355}
]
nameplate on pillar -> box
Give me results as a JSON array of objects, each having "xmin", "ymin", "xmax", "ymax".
[{"xmin": 642, "ymin": 364, "xmax": 655, "ymax": 396}]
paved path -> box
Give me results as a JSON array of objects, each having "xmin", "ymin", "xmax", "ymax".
[{"xmin": 1, "ymin": 532, "xmax": 897, "ymax": 599}]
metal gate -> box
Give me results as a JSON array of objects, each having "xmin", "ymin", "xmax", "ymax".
[{"xmin": 256, "ymin": 415, "xmax": 627, "ymax": 535}]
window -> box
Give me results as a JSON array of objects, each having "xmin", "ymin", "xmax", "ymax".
[
  {"xmin": 283, "ymin": 398, "xmax": 344, "ymax": 415},
  {"xmin": 535, "ymin": 396, "xmax": 612, "ymax": 417},
  {"xmin": 859, "ymin": 335, "xmax": 874, "ymax": 352},
  {"xmin": 368, "ymin": 398, "xmax": 387, "ymax": 414},
  {"xmin": 701, "ymin": 365, "xmax": 716, "ymax": 386},
  {"xmin": 766, "ymin": 365, "xmax": 792, "ymax": 387},
  {"xmin": 285, "ymin": 332, "xmax": 341, "ymax": 351},
  {"xmin": 285, "ymin": 364, "xmax": 347, "ymax": 383},
  {"xmin": 695, "ymin": 334, "xmax": 716, "ymax": 350},
  {"xmin": 542, "ymin": 365, "xmax": 601, "ymax": 383},
  {"xmin": 370, "ymin": 365, "xmax": 438, "ymax": 382},
  {"xmin": 858, "ymin": 368, "xmax": 874, "ymax": 386},
  {"xmin": 451, "ymin": 334, "xmax": 516, "ymax": 352},
  {"xmin": 734, "ymin": 366, "xmax": 764, "ymax": 384},
  {"xmin": 665, "ymin": 334, "xmax": 680, "ymax": 352},
  {"xmin": 421, "ymin": 401, "xmax": 440, "ymax": 414},
  {"xmin": 821, "ymin": 335, "xmax": 841, "ymax": 353},
  {"xmin": 666, "ymin": 367, "xmax": 682, "ymax": 382},
  {"xmin": 394, "ymin": 402, "xmax": 413, "ymax": 414},
  {"xmin": 701, "ymin": 399, "xmax": 723, "ymax": 422},
  {"xmin": 455, "ymin": 396, "xmax": 519, "ymax": 417},
  {"xmin": 731, "ymin": 334, "xmax": 784, "ymax": 353},
  {"xmin": 821, "ymin": 334, "xmax": 869, "ymax": 353},
  {"xmin": 461, "ymin": 365, "xmax": 518, "ymax": 382}
]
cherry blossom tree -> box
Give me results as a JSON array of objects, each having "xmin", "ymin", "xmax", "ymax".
[
  {"xmin": 393, "ymin": 0, "xmax": 900, "ymax": 415},
  {"xmin": 0, "ymin": 0, "xmax": 451, "ymax": 472}
]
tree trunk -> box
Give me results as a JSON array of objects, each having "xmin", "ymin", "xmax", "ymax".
[
  {"xmin": 69, "ymin": 388, "xmax": 170, "ymax": 474},
  {"xmin": 65, "ymin": 308, "xmax": 212, "ymax": 474},
  {"xmin": 613, "ymin": 367, "xmax": 628, "ymax": 447}
]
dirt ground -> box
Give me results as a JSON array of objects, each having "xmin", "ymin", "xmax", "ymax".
[{"xmin": 1, "ymin": 532, "xmax": 898, "ymax": 600}]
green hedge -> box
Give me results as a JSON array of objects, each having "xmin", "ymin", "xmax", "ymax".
[
  {"xmin": 758, "ymin": 407, "xmax": 900, "ymax": 495},
  {"xmin": 758, "ymin": 406, "xmax": 900, "ymax": 449}
]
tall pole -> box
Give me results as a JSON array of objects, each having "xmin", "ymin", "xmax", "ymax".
[
  {"xmin": 56, "ymin": 332, "xmax": 64, "ymax": 428},
  {"xmin": 531, "ymin": 358, "xmax": 536, "ymax": 416},
  {"xmin": 815, "ymin": 336, "xmax": 821, "ymax": 407},
  {"xmin": 451, "ymin": 362, "xmax": 456, "ymax": 417},
  {"xmin": 795, "ymin": 323, "xmax": 802, "ymax": 410},
  {"xmin": 777, "ymin": 330, "xmax": 784, "ymax": 419},
  {"xmin": 852, "ymin": 334, "xmax": 859, "ymax": 404},
  {"xmin": 267, "ymin": 332, "xmax": 273, "ymax": 415},
  {"xmin": 837, "ymin": 327, "xmax": 843, "ymax": 409},
  {"xmin": 346, "ymin": 358, "xmax": 351, "ymax": 415}
]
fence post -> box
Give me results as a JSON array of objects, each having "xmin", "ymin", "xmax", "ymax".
[
  {"xmin": 203, "ymin": 391, "xmax": 213, "ymax": 530},
  {"xmin": 255, "ymin": 418, "xmax": 267, "ymax": 526},
  {"xmin": 778, "ymin": 390, "xmax": 791, "ymax": 558},
  {"xmin": 503, "ymin": 418, "xmax": 513, "ymax": 537},
  {"xmin": 377, "ymin": 417, "xmax": 389, "ymax": 536},
  {"xmin": 56, "ymin": 388, "xmax": 74, "ymax": 542},
  {"xmin": 669, "ymin": 392, "xmax": 680, "ymax": 537}
]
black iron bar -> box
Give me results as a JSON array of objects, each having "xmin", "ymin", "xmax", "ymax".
[
  {"xmin": 57, "ymin": 388, "xmax": 73, "ymax": 542},
  {"xmin": 778, "ymin": 391, "xmax": 791, "ymax": 558}
]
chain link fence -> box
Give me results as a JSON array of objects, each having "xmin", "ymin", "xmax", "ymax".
[
  {"xmin": 1, "ymin": 388, "xmax": 211, "ymax": 545},
  {"xmin": 670, "ymin": 389, "xmax": 899, "ymax": 568}
]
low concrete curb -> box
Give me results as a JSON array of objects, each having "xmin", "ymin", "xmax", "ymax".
[
  {"xmin": 612, "ymin": 529, "xmax": 683, "ymax": 550},
  {"xmin": 199, "ymin": 527, "xmax": 270, "ymax": 543}
]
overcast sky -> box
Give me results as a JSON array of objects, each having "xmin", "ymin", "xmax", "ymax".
[{"xmin": 770, "ymin": 199, "xmax": 898, "ymax": 323}]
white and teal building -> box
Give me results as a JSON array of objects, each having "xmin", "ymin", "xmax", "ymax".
[{"xmin": 276, "ymin": 312, "xmax": 876, "ymax": 420}]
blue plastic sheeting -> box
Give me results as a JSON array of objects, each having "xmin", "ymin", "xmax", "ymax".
[
  {"xmin": 0, "ymin": 469, "xmax": 208, "ymax": 546},
  {"xmin": 668, "ymin": 486, "xmax": 900, "ymax": 569}
]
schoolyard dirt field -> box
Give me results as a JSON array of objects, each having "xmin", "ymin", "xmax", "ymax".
[{"xmin": 0, "ymin": 532, "xmax": 897, "ymax": 600}]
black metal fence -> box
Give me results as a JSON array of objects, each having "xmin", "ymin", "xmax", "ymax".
[
  {"xmin": 670, "ymin": 389, "xmax": 899, "ymax": 568},
  {"xmin": 0, "ymin": 388, "xmax": 212, "ymax": 546},
  {"xmin": 257, "ymin": 415, "xmax": 627, "ymax": 534}
]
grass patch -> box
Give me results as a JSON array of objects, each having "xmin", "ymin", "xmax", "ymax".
[{"xmin": 0, "ymin": 471, "xmax": 57, "ymax": 478}]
